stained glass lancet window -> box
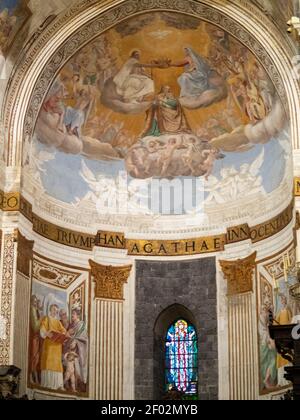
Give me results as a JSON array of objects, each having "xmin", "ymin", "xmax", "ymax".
[{"xmin": 165, "ymin": 319, "xmax": 198, "ymax": 395}]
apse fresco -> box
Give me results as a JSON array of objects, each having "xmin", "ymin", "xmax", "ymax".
[
  {"xmin": 28, "ymin": 273, "xmax": 89, "ymax": 396},
  {"xmin": 28, "ymin": 12, "xmax": 290, "ymax": 216},
  {"xmin": 0, "ymin": 0, "xmax": 30, "ymax": 55},
  {"xmin": 258, "ymin": 251, "xmax": 300, "ymax": 394}
]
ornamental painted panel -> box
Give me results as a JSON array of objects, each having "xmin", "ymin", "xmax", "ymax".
[
  {"xmin": 28, "ymin": 259, "xmax": 89, "ymax": 396},
  {"xmin": 257, "ymin": 247, "xmax": 300, "ymax": 395},
  {"xmin": 32, "ymin": 258, "xmax": 81, "ymax": 289},
  {"xmin": 23, "ymin": 11, "xmax": 291, "ymax": 221}
]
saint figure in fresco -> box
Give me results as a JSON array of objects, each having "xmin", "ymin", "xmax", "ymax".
[
  {"xmin": 66, "ymin": 309, "xmax": 88, "ymax": 389},
  {"xmin": 165, "ymin": 320, "xmax": 197, "ymax": 393},
  {"xmin": 275, "ymin": 294, "xmax": 293, "ymax": 370},
  {"xmin": 40, "ymin": 304, "xmax": 68, "ymax": 390},
  {"xmin": 142, "ymin": 85, "xmax": 191, "ymax": 137},
  {"xmin": 29, "ymin": 295, "xmax": 42, "ymax": 384},
  {"xmin": 259, "ymin": 305, "xmax": 278, "ymax": 390},
  {"xmin": 0, "ymin": 8, "xmax": 17, "ymax": 49}
]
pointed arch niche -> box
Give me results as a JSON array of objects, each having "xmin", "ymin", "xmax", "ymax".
[
  {"xmin": 154, "ymin": 304, "xmax": 198, "ymax": 399},
  {"xmin": 135, "ymin": 258, "xmax": 217, "ymax": 400}
]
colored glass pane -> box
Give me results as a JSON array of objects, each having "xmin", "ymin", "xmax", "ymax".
[{"xmin": 165, "ymin": 319, "xmax": 198, "ymax": 395}]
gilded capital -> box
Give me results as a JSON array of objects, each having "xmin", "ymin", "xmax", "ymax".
[
  {"xmin": 219, "ymin": 252, "xmax": 257, "ymax": 296},
  {"xmin": 89, "ymin": 260, "xmax": 132, "ymax": 301}
]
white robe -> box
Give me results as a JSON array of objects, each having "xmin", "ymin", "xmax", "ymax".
[{"xmin": 113, "ymin": 58, "xmax": 154, "ymax": 102}]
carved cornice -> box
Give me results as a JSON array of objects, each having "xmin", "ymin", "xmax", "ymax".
[
  {"xmin": 15, "ymin": 197, "xmax": 295, "ymax": 254},
  {"xmin": 220, "ymin": 252, "xmax": 257, "ymax": 296},
  {"xmin": 89, "ymin": 260, "xmax": 132, "ymax": 301},
  {"xmin": 16, "ymin": 231, "xmax": 34, "ymax": 277},
  {"xmin": 0, "ymin": 233, "xmax": 16, "ymax": 365}
]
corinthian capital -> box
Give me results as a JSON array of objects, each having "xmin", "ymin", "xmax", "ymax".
[
  {"xmin": 219, "ymin": 252, "xmax": 257, "ymax": 296},
  {"xmin": 89, "ymin": 260, "xmax": 132, "ymax": 300}
]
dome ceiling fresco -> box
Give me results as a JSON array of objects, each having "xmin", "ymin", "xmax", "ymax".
[{"xmin": 24, "ymin": 12, "xmax": 291, "ymax": 219}]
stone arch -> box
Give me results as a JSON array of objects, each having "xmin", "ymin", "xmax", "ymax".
[
  {"xmin": 135, "ymin": 258, "xmax": 217, "ymax": 400},
  {"xmin": 1, "ymin": 0, "xmax": 299, "ymax": 174}
]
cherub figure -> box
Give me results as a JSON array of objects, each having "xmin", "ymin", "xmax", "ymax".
[
  {"xmin": 200, "ymin": 148, "xmax": 222, "ymax": 180},
  {"xmin": 64, "ymin": 341, "xmax": 79, "ymax": 392},
  {"xmin": 159, "ymin": 137, "xmax": 183, "ymax": 177}
]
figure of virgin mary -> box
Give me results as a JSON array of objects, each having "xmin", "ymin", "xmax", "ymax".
[{"xmin": 170, "ymin": 47, "xmax": 212, "ymax": 98}]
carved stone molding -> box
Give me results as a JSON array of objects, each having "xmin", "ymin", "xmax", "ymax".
[
  {"xmin": 0, "ymin": 233, "xmax": 16, "ymax": 365},
  {"xmin": 16, "ymin": 231, "xmax": 34, "ymax": 277},
  {"xmin": 263, "ymin": 248, "xmax": 296, "ymax": 280},
  {"xmin": 220, "ymin": 252, "xmax": 257, "ymax": 296},
  {"xmin": 32, "ymin": 257, "xmax": 81, "ymax": 289},
  {"xmin": 89, "ymin": 260, "xmax": 132, "ymax": 301}
]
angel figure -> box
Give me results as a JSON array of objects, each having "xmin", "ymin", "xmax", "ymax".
[
  {"xmin": 204, "ymin": 167, "xmax": 238, "ymax": 204},
  {"xmin": 204, "ymin": 149, "xmax": 265, "ymax": 204},
  {"xmin": 233, "ymin": 149, "xmax": 265, "ymax": 196},
  {"xmin": 199, "ymin": 148, "xmax": 224, "ymax": 180},
  {"xmin": 79, "ymin": 160, "xmax": 117, "ymax": 212}
]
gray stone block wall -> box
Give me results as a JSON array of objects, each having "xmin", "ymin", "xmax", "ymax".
[{"xmin": 135, "ymin": 258, "xmax": 218, "ymax": 400}]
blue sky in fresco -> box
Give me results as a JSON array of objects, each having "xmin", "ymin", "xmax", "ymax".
[
  {"xmin": 36, "ymin": 132, "xmax": 287, "ymax": 212},
  {"xmin": 0, "ymin": 0, "xmax": 20, "ymax": 12}
]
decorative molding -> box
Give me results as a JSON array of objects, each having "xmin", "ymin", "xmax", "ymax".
[
  {"xmin": 263, "ymin": 248, "xmax": 296, "ymax": 280},
  {"xmin": 290, "ymin": 283, "xmax": 300, "ymax": 301},
  {"xmin": 89, "ymin": 260, "xmax": 132, "ymax": 301},
  {"xmin": 0, "ymin": 233, "xmax": 16, "ymax": 365},
  {"xmin": 0, "ymin": 190, "xmax": 20, "ymax": 212},
  {"xmin": 220, "ymin": 252, "xmax": 257, "ymax": 296},
  {"xmin": 17, "ymin": 197, "xmax": 295, "ymax": 255},
  {"xmin": 96, "ymin": 200, "xmax": 294, "ymax": 256},
  {"xmin": 32, "ymin": 258, "xmax": 81, "ymax": 289},
  {"xmin": 16, "ymin": 231, "xmax": 34, "ymax": 277}
]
